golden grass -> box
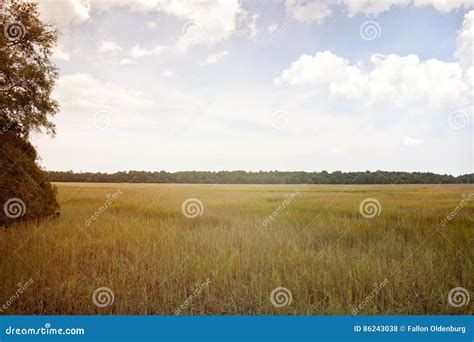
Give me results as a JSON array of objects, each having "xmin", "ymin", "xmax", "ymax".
[{"xmin": 0, "ymin": 183, "xmax": 473, "ymax": 315}]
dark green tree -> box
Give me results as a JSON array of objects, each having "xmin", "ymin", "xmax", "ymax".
[{"xmin": 1, "ymin": 0, "xmax": 60, "ymax": 226}]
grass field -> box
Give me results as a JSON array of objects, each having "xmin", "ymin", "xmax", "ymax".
[{"xmin": 0, "ymin": 183, "xmax": 472, "ymax": 315}]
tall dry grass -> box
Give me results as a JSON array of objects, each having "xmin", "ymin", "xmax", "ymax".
[{"xmin": 0, "ymin": 183, "xmax": 472, "ymax": 315}]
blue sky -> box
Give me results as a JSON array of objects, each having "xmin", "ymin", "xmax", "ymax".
[{"xmin": 33, "ymin": 0, "xmax": 473, "ymax": 175}]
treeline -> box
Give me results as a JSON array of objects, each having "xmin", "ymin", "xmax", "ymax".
[{"xmin": 47, "ymin": 170, "xmax": 473, "ymax": 184}]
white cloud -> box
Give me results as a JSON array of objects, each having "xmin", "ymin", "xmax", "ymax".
[
  {"xmin": 146, "ymin": 21, "xmax": 158, "ymax": 29},
  {"xmin": 247, "ymin": 12, "xmax": 260, "ymax": 38},
  {"xmin": 98, "ymin": 40, "xmax": 122, "ymax": 57},
  {"xmin": 130, "ymin": 44, "xmax": 166, "ymax": 59},
  {"xmin": 206, "ymin": 50, "xmax": 229, "ymax": 64},
  {"xmin": 285, "ymin": 0, "xmax": 332, "ymax": 23},
  {"xmin": 163, "ymin": 70, "xmax": 175, "ymax": 77},
  {"xmin": 284, "ymin": 0, "xmax": 473, "ymax": 23},
  {"xmin": 119, "ymin": 58, "xmax": 137, "ymax": 65},
  {"xmin": 413, "ymin": 0, "xmax": 473, "ymax": 12},
  {"xmin": 402, "ymin": 136, "xmax": 423, "ymax": 146},
  {"xmin": 54, "ymin": 73, "xmax": 152, "ymax": 111},
  {"xmin": 163, "ymin": 0, "xmax": 247, "ymax": 52},
  {"xmin": 275, "ymin": 51, "xmax": 469, "ymax": 107},
  {"xmin": 52, "ymin": 45, "xmax": 71, "ymax": 61},
  {"xmin": 456, "ymin": 10, "xmax": 474, "ymax": 72},
  {"xmin": 267, "ymin": 23, "xmax": 278, "ymax": 33},
  {"xmin": 341, "ymin": 0, "xmax": 411, "ymax": 17},
  {"xmin": 38, "ymin": 0, "xmax": 90, "ymax": 29}
]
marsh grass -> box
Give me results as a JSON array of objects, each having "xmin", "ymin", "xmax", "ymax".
[{"xmin": 0, "ymin": 183, "xmax": 472, "ymax": 315}]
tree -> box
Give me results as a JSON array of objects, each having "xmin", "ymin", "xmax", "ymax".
[{"xmin": 1, "ymin": 0, "xmax": 59, "ymax": 226}]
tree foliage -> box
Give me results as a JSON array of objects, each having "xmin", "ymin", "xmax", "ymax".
[
  {"xmin": 1, "ymin": 1, "xmax": 59, "ymax": 226},
  {"xmin": 0, "ymin": 0, "xmax": 58, "ymax": 137},
  {"xmin": 47, "ymin": 170, "xmax": 473, "ymax": 184}
]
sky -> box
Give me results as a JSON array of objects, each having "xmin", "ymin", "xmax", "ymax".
[{"xmin": 32, "ymin": 0, "xmax": 473, "ymax": 175}]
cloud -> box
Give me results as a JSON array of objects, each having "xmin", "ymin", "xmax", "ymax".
[
  {"xmin": 285, "ymin": 0, "xmax": 332, "ymax": 24},
  {"xmin": 247, "ymin": 12, "xmax": 260, "ymax": 38},
  {"xmin": 163, "ymin": 70, "xmax": 175, "ymax": 77},
  {"xmin": 274, "ymin": 51, "xmax": 469, "ymax": 107},
  {"xmin": 98, "ymin": 40, "xmax": 122, "ymax": 55},
  {"xmin": 402, "ymin": 136, "xmax": 423, "ymax": 146},
  {"xmin": 37, "ymin": 0, "xmax": 256, "ymax": 54},
  {"xmin": 285, "ymin": 0, "xmax": 473, "ymax": 23},
  {"xmin": 37, "ymin": 0, "xmax": 90, "ymax": 29},
  {"xmin": 130, "ymin": 44, "xmax": 166, "ymax": 59},
  {"xmin": 146, "ymin": 21, "xmax": 158, "ymax": 29},
  {"xmin": 54, "ymin": 73, "xmax": 152, "ymax": 111},
  {"xmin": 456, "ymin": 10, "xmax": 474, "ymax": 72},
  {"xmin": 267, "ymin": 23, "xmax": 278, "ymax": 33},
  {"xmin": 206, "ymin": 50, "xmax": 229, "ymax": 64},
  {"xmin": 52, "ymin": 45, "xmax": 71, "ymax": 61}
]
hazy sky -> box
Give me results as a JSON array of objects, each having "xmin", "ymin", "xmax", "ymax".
[{"xmin": 32, "ymin": 0, "xmax": 473, "ymax": 175}]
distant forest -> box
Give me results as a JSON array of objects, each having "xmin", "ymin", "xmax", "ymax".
[{"xmin": 47, "ymin": 171, "xmax": 474, "ymax": 184}]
